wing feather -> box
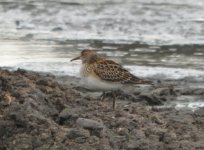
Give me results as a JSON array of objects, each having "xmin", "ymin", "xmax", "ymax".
[{"xmin": 94, "ymin": 59, "xmax": 151, "ymax": 84}]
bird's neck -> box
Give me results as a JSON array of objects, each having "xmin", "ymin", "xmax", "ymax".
[{"xmin": 82, "ymin": 55, "xmax": 101, "ymax": 64}]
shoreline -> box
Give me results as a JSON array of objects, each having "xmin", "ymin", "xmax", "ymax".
[{"xmin": 0, "ymin": 68, "xmax": 204, "ymax": 149}]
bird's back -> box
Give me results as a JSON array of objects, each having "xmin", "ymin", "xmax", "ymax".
[{"xmin": 90, "ymin": 58, "xmax": 152, "ymax": 85}]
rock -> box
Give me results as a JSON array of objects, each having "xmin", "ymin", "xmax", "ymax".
[
  {"xmin": 15, "ymin": 68, "xmax": 28, "ymax": 74},
  {"xmin": 144, "ymin": 128, "xmax": 167, "ymax": 138},
  {"xmin": 76, "ymin": 118, "xmax": 104, "ymax": 130},
  {"xmin": 138, "ymin": 94, "xmax": 165, "ymax": 105},
  {"xmin": 0, "ymin": 120, "xmax": 15, "ymax": 137},
  {"xmin": 0, "ymin": 76, "xmax": 11, "ymax": 91},
  {"xmin": 59, "ymin": 108, "xmax": 78, "ymax": 119},
  {"xmin": 152, "ymin": 106, "xmax": 174, "ymax": 112},
  {"xmin": 161, "ymin": 132, "xmax": 177, "ymax": 144},
  {"xmin": 1, "ymin": 68, "xmax": 204, "ymax": 149},
  {"xmin": 67, "ymin": 128, "xmax": 90, "ymax": 139},
  {"xmin": 150, "ymin": 87, "xmax": 175, "ymax": 96},
  {"xmin": 59, "ymin": 108, "xmax": 79, "ymax": 125},
  {"xmin": 115, "ymin": 117, "xmax": 139, "ymax": 131},
  {"xmin": 151, "ymin": 115, "xmax": 165, "ymax": 125},
  {"xmin": 130, "ymin": 129, "xmax": 146, "ymax": 140},
  {"xmin": 127, "ymin": 139, "xmax": 149, "ymax": 150},
  {"xmin": 38, "ymin": 86, "xmax": 53, "ymax": 94},
  {"xmin": 115, "ymin": 117, "xmax": 130, "ymax": 127},
  {"xmin": 36, "ymin": 79, "xmax": 51, "ymax": 86},
  {"xmin": 117, "ymin": 127, "xmax": 129, "ymax": 136},
  {"xmin": 88, "ymin": 136, "xmax": 100, "ymax": 144},
  {"xmin": 109, "ymin": 135, "xmax": 127, "ymax": 149},
  {"xmin": 194, "ymin": 108, "xmax": 204, "ymax": 117}
]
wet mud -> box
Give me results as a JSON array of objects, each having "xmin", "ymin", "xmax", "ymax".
[{"xmin": 0, "ymin": 68, "xmax": 204, "ymax": 150}]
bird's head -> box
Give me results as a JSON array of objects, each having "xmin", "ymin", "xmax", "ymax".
[{"xmin": 71, "ymin": 49, "xmax": 98, "ymax": 63}]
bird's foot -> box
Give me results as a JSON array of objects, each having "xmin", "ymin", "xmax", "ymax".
[{"xmin": 100, "ymin": 92, "xmax": 112, "ymax": 101}]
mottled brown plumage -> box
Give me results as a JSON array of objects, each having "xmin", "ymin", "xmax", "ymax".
[
  {"xmin": 93, "ymin": 59, "xmax": 151, "ymax": 84},
  {"xmin": 71, "ymin": 49, "xmax": 152, "ymax": 109}
]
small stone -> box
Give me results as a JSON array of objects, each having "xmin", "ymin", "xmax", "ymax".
[
  {"xmin": 74, "ymin": 137, "xmax": 87, "ymax": 144},
  {"xmin": 162, "ymin": 132, "xmax": 177, "ymax": 144},
  {"xmin": 127, "ymin": 139, "xmax": 149, "ymax": 150},
  {"xmin": 144, "ymin": 128, "xmax": 167, "ymax": 137},
  {"xmin": 152, "ymin": 115, "xmax": 165, "ymax": 125},
  {"xmin": 59, "ymin": 108, "xmax": 75, "ymax": 119},
  {"xmin": 59, "ymin": 108, "xmax": 79, "ymax": 125},
  {"xmin": 76, "ymin": 118, "xmax": 104, "ymax": 130},
  {"xmin": 117, "ymin": 127, "xmax": 129, "ymax": 136},
  {"xmin": 130, "ymin": 129, "xmax": 146, "ymax": 140},
  {"xmin": 116, "ymin": 117, "xmax": 129, "ymax": 127},
  {"xmin": 36, "ymin": 79, "xmax": 50, "ymax": 86},
  {"xmin": 88, "ymin": 136, "xmax": 99, "ymax": 144},
  {"xmin": 138, "ymin": 94, "xmax": 164, "ymax": 105},
  {"xmin": 109, "ymin": 135, "xmax": 127, "ymax": 149},
  {"xmin": 16, "ymin": 68, "xmax": 27, "ymax": 74},
  {"xmin": 67, "ymin": 128, "xmax": 90, "ymax": 139}
]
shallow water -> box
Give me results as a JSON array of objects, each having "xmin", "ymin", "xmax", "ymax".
[
  {"xmin": 0, "ymin": 0, "xmax": 204, "ymax": 44},
  {"xmin": 174, "ymin": 96, "xmax": 204, "ymax": 111}
]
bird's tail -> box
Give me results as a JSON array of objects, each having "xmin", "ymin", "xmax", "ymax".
[
  {"xmin": 137, "ymin": 79, "xmax": 153, "ymax": 85},
  {"xmin": 130, "ymin": 76, "xmax": 153, "ymax": 85}
]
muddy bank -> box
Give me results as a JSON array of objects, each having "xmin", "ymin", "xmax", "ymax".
[{"xmin": 0, "ymin": 68, "xmax": 204, "ymax": 150}]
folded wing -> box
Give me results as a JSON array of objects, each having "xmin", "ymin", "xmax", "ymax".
[{"xmin": 94, "ymin": 59, "xmax": 152, "ymax": 84}]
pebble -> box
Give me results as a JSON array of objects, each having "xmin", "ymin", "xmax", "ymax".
[
  {"xmin": 76, "ymin": 118, "xmax": 104, "ymax": 130},
  {"xmin": 67, "ymin": 128, "xmax": 90, "ymax": 139}
]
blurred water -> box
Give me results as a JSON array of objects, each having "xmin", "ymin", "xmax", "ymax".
[
  {"xmin": 0, "ymin": 0, "xmax": 204, "ymax": 44},
  {"xmin": 174, "ymin": 96, "xmax": 204, "ymax": 111}
]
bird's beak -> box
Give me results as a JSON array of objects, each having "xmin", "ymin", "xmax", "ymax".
[{"xmin": 70, "ymin": 56, "xmax": 81, "ymax": 61}]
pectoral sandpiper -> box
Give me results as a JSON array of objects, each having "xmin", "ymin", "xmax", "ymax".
[{"xmin": 71, "ymin": 49, "xmax": 152, "ymax": 110}]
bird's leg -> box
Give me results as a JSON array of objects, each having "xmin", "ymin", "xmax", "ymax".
[
  {"xmin": 100, "ymin": 92, "xmax": 106, "ymax": 101},
  {"xmin": 112, "ymin": 91, "xmax": 116, "ymax": 110}
]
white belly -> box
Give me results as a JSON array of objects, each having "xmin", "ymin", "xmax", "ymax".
[
  {"xmin": 79, "ymin": 64, "xmax": 122, "ymax": 91},
  {"xmin": 81, "ymin": 76, "xmax": 122, "ymax": 91}
]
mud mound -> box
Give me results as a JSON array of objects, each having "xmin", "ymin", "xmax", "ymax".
[{"xmin": 0, "ymin": 69, "xmax": 204, "ymax": 150}]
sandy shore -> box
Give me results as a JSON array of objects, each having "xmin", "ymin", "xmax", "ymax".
[{"xmin": 0, "ymin": 68, "xmax": 204, "ymax": 150}]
